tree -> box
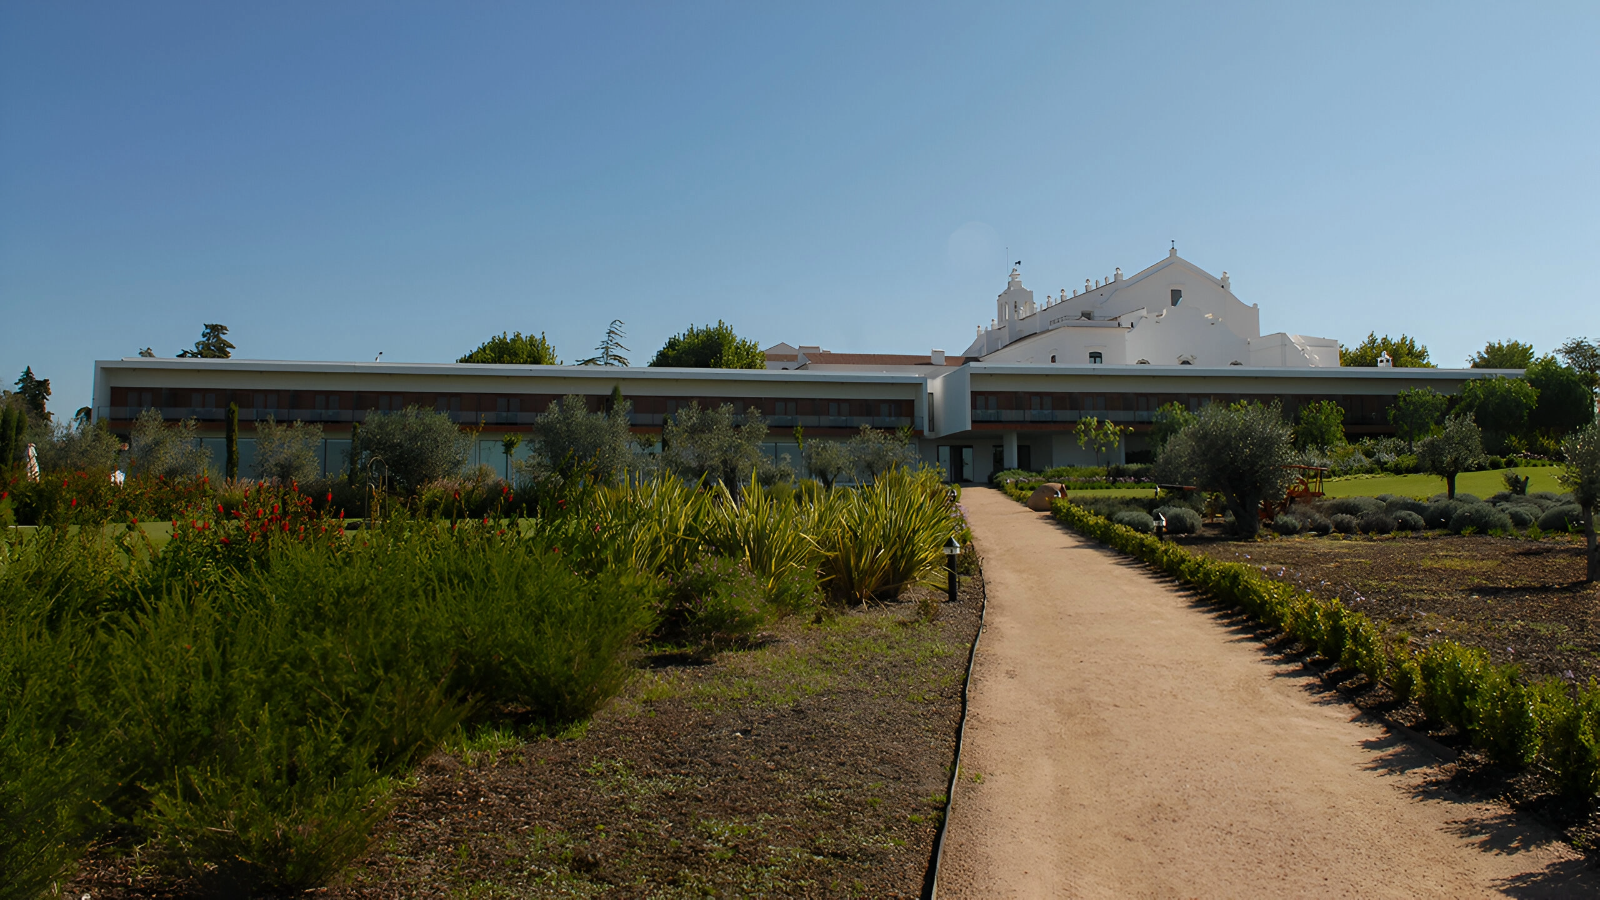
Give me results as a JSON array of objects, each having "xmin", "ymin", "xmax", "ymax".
[
  {"xmin": 31, "ymin": 418, "xmax": 119, "ymax": 473},
  {"xmin": 802, "ymin": 439, "xmax": 853, "ymax": 489},
  {"xmin": 580, "ymin": 320, "xmax": 630, "ymax": 366},
  {"xmin": 528, "ymin": 395, "xmax": 632, "ymax": 484},
  {"xmin": 1339, "ymin": 333, "xmax": 1434, "ymax": 368},
  {"xmin": 252, "ymin": 416, "xmax": 324, "ymax": 482},
  {"xmin": 1557, "ymin": 422, "xmax": 1600, "ymax": 581},
  {"xmin": 0, "ymin": 406, "xmax": 14, "ymax": 468},
  {"xmin": 346, "ymin": 421, "xmax": 362, "ymax": 486},
  {"xmin": 458, "ymin": 331, "xmax": 559, "ymax": 365},
  {"xmin": 1149, "ymin": 402, "xmax": 1196, "ymax": 455},
  {"xmin": 1294, "ymin": 400, "xmax": 1346, "ymax": 450},
  {"xmin": 1417, "ymin": 414, "xmax": 1486, "ymax": 500},
  {"xmin": 14, "ymin": 367, "xmax": 50, "ymax": 419},
  {"xmin": 129, "ymin": 409, "xmax": 212, "ymax": 479},
  {"xmin": 224, "ymin": 403, "xmax": 240, "ymax": 480},
  {"xmin": 1074, "ymin": 416, "xmax": 1126, "ymax": 466},
  {"xmin": 1557, "ymin": 337, "xmax": 1600, "ymax": 403},
  {"xmin": 1470, "ymin": 340, "xmax": 1535, "ymax": 369},
  {"xmin": 1524, "ymin": 356, "xmax": 1596, "ymax": 439},
  {"xmin": 1388, "ymin": 387, "xmax": 1449, "ymax": 447},
  {"xmin": 650, "ymin": 321, "xmax": 765, "ymax": 369},
  {"xmin": 846, "ymin": 425, "xmax": 919, "ymax": 484},
  {"xmin": 176, "ymin": 323, "xmax": 234, "ymax": 359},
  {"xmin": 500, "ymin": 432, "xmax": 522, "ymax": 479},
  {"xmin": 1151, "ymin": 401, "xmax": 1294, "ymax": 539},
  {"xmin": 356, "ymin": 408, "xmax": 470, "ymax": 491},
  {"xmin": 1457, "ymin": 376, "xmax": 1539, "ymax": 451},
  {"xmin": 661, "ymin": 402, "xmax": 775, "ymax": 492}
]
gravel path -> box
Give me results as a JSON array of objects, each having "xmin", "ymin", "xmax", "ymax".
[{"xmin": 938, "ymin": 488, "xmax": 1595, "ymax": 898}]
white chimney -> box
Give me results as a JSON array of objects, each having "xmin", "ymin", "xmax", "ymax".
[{"xmin": 931, "ymin": 349, "xmax": 946, "ymax": 366}]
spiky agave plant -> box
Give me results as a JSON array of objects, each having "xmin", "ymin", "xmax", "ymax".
[
  {"xmin": 709, "ymin": 475, "xmax": 819, "ymax": 597},
  {"xmin": 815, "ymin": 466, "xmax": 956, "ymax": 603}
]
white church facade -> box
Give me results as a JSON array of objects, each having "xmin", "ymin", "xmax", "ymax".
[{"xmin": 962, "ymin": 248, "xmax": 1341, "ymax": 368}]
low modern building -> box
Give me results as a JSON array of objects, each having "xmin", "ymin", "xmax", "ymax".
[{"xmin": 92, "ymin": 250, "xmax": 1515, "ymax": 482}]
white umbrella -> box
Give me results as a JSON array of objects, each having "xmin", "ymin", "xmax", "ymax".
[{"xmin": 24, "ymin": 442, "xmax": 39, "ymax": 482}]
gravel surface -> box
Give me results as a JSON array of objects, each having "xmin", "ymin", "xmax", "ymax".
[{"xmin": 937, "ymin": 489, "xmax": 1596, "ymax": 898}]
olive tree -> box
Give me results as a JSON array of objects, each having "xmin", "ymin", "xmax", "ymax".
[
  {"xmin": 1416, "ymin": 414, "xmax": 1486, "ymax": 500},
  {"xmin": 356, "ymin": 407, "xmax": 470, "ymax": 492},
  {"xmin": 251, "ymin": 416, "xmax": 324, "ymax": 482},
  {"xmin": 1558, "ymin": 421, "xmax": 1600, "ymax": 582},
  {"xmin": 1151, "ymin": 401, "xmax": 1294, "ymax": 539},
  {"xmin": 661, "ymin": 402, "xmax": 785, "ymax": 493},
  {"xmin": 1149, "ymin": 401, "xmax": 1196, "ymax": 455},
  {"xmin": 129, "ymin": 409, "xmax": 212, "ymax": 479},
  {"xmin": 802, "ymin": 439, "xmax": 853, "ymax": 488},
  {"xmin": 33, "ymin": 418, "xmax": 120, "ymax": 473},
  {"xmin": 846, "ymin": 424, "xmax": 919, "ymax": 484},
  {"xmin": 527, "ymin": 394, "xmax": 632, "ymax": 484}
]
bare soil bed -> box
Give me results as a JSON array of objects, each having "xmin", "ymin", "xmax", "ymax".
[
  {"xmin": 1178, "ymin": 525, "xmax": 1600, "ymax": 853},
  {"xmin": 1181, "ymin": 527, "xmax": 1599, "ymax": 683},
  {"xmin": 66, "ymin": 578, "xmax": 983, "ymax": 899}
]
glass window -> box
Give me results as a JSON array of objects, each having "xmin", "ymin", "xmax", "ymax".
[
  {"xmin": 1170, "ymin": 289, "xmax": 1182, "ymax": 306},
  {"xmin": 1089, "ymin": 352, "xmax": 1103, "ymax": 364}
]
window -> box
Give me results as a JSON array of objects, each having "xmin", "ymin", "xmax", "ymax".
[
  {"xmin": 774, "ymin": 400, "xmax": 796, "ymax": 416},
  {"xmin": 254, "ymin": 393, "xmax": 278, "ymax": 410},
  {"xmin": 1089, "ymin": 352, "xmax": 1103, "ymax": 364},
  {"xmin": 1030, "ymin": 395, "xmax": 1052, "ymax": 411},
  {"xmin": 191, "ymin": 393, "xmax": 203, "ymax": 408},
  {"xmin": 377, "ymin": 394, "xmax": 404, "ymax": 411},
  {"xmin": 205, "ymin": 393, "xmax": 216, "ymax": 409},
  {"xmin": 434, "ymin": 396, "xmax": 462, "ymax": 414},
  {"xmin": 1050, "ymin": 354, "xmax": 1057, "ymax": 363},
  {"xmin": 828, "ymin": 401, "xmax": 845, "ymax": 417},
  {"xmin": 1170, "ymin": 289, "xmax": 1183, "ymax": 306},
  {"xmin": 1179, "ymin": 359, "xmax": 1193, "ymax": 366},
  {"xmin": 878, "ymin": 402, "xmax": 895, "ymax": 418},
  {"xmin": 315, "ymin": 395, "xmax": 326, "ymax": 410},
  {"xmin": 328, "ymin": 394, "xmax": 339, "ymax": 411},
  {"xmin": 972, "ymin": 395, "xmax": 999, "ymax": 411},
  {"xmin": 495, "ymin": 397, "xmax": 523, "ymax": 413}
]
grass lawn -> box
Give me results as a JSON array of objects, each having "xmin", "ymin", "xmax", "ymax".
[{"xmin": 1321, "ymin": 466, "xmax": 1566, "ymax": 499}]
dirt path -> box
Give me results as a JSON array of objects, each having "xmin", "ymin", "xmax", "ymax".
[{"xmin": 938, "ymin": 488, "xmax": 1595, "ymax": 899}]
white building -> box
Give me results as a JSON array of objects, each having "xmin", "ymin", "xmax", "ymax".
[{"xmin": 961, "ymin": 248, "xmax": 1340, "ymax": 368}]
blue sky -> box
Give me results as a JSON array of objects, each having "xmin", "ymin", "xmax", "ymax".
[{"xmin": 3, "ymin": 2, "xmax": 1596, "ymax": 415}]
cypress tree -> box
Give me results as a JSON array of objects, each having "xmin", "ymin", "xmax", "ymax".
[
  {"xmin": 609, "ymin": 384, "xmax": 624, "ymax": 413},
  {"xmin": 0, "ymin": 406, "xmax": 13, "ymax": 467},
  {"xmin": 347, "ymin": 421, "xmax": 362, "ymax": 486},
  {"xmin": 224, "ymin": 402, "xmax": 240, "ymax": 481}
]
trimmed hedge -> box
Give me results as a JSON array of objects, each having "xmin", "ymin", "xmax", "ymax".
[{"xmin": 1036, "ymin": 493, "xmax": 1600, "ymax": 798}]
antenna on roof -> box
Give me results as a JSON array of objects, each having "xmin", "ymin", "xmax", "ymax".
[{"xmin": 374, "ymin": 351, "xmax": 383, "ymax": 362}]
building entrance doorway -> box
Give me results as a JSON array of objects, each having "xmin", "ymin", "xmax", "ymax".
[{"xmin": 938, "ymin": 445, "xmax": 973, "ymax": 482}]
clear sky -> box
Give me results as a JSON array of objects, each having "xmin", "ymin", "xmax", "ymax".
[{"xmin": 3, "ymin": 2, "xmax": 1596, "ymax": 416}]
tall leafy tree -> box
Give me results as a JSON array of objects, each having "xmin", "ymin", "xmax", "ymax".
[
  {"xmin": 1457, "ymin": 376, "xmax": 1539, "ymax": 451},
  {"xmin": 1557, "ymin": 337, "xmax": 1600, "ymax": 400},
  {"xmin": 1293, "ymin": 400, "xmax": 1345, "ymax": 450},
  {"xmin": 1525, "ymin": 356, "xmax": 1596, "ymax": 438},
  {"xmin": 1149, "ymin": 402, "xmax": 1197, "ymax": 455},
  {"xmin": 1388, "ymin": 387, "xmax": 1449, "ymax": 447},
  {"xmin": 177, "ymin": 323, "xmax": 235, "ymax": 358},
  {"xmin": 458, "ymin": 331, "xmax": 559, "ymax": 365},
  {"xmin": 1339, "ymin": 332, "xmax": 1434, "ymax": 368},
  {"xmin": 661, "ymin": 402, "xmax": 778, "ymax": 492},
  {"xmin": 14, "ymin": 367, "xmax": 50, "ymax": 419},
  {"xmin": 650, "ymin": 321, "xmax": 764, "ymax": 369},
  {"xmin": 1417, "ymin": 414, "xmax": 1487, "ymax": 500},
  {"xmin": 1151, "ymin": 401, "xmax": 1294, "ymax": 539},
  {"xmin": 1470, "ymin": 340, "xmax": 1535, "ymax": 369}
]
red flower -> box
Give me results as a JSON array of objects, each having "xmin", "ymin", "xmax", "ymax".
[{"xmin": 326, "ymin": 491, "xmax": 333, "ymax": 503}]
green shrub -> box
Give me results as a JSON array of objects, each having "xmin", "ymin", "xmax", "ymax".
[
  {"xmin": 1358, "ymin": 511, "xmax": 1397, "ymax": 534},
  {"xmin": 1423, "ymin": 500, "xmax": 1462, "ymax": 529},
  {"xmin": 1301, "ymin": 511, "xmax": 1333, "ymax": 535},
  {"xmin": 1384, "ymin": 496, "xmax": 1428, "ymax": 516},
  {"xmin": 1500, "ymin": 504, "xmax": 1539, "ymax": 528},
  {"xmin": 1419, "ymin": 642, "xmax": 1491, "ymax": 729},
  {"xmin": 1271, "ymin": 514, "xmax": 1301, "ymax": 536},
  {"xmin": 1536, "ymin": 681, "xmax": 1600, "ymax": 797},
  {"xmin": 1449, "ymin": 503, "xmax": 1512, "ymax": 535},
  {"xmin": 659, "ymin": 555, "xmax": 768, "ymax": 652},
  {"xmin": 1325, "ymin": 496, "xmax": 1384, "ymax": 518},
  {"xmin": 1331, "ymin": 513, "xmax": 1359, "ymax": 535},
  {"xmin": 1112, "ymin": 510, "xmax": 1155, "ymax": 533},
  {"xmin": 1394, "ymin": 510, "xmax": 1426, "ymax": 532},
  {"xmin": 1153, "ymin": 505, "xmax": 1201, "ymax": 534},
  {"xmin": 1538, "ymin": 504, "xmax": 1583, "ymax": 532},
  {"xmin": 1467, "ymin": 666, "xmax": 1541, "ymax": 768}
]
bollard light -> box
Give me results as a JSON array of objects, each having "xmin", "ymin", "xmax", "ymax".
[
  {"xmin": 1154, "ymin": 512, "xmax": 1167, "ymax": 541},
  {"xmin": 944, "ymin": 536, "xmax": 962, "ymax": 602}
]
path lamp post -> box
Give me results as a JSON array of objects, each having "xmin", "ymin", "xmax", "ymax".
[
  {"xmin": 1153, "ymin": 512, "xmax": 1167, "ymax": 542},
  {"xmin": 944, "ymin": 536, "xmax": 962, "ymax": 602}
]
